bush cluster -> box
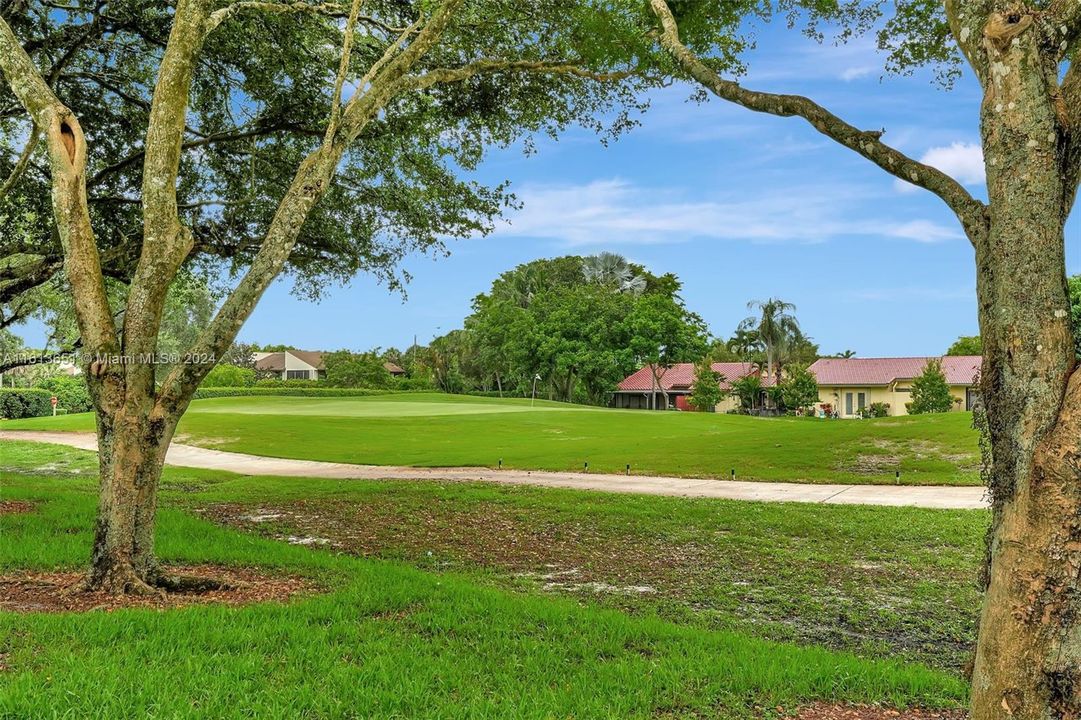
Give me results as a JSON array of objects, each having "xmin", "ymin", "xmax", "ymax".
[
  {"xmin": 0, "ymin": 388, "xmax": 53, "ymax": 418},
  {"xmin": 33, "ymin": 376, "xmax": 93, "ymax": 413},
  {"xmin": 865, "ymin": 402, "xmax": 890, "ymax": 418}
]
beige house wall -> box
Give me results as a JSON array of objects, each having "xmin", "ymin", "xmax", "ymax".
[
  {"xmin": 816, "ymin": 384, "xmax": 971, "ymax": 417},
  {"xmin": 282, "ymin": 353, "xmax": 319, "ymax": 380},
  {"xmin": 714, "ymin": 395, "xmax": 741, "ymax": 413}
]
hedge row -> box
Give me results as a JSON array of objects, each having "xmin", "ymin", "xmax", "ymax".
[
  {"xmin": 0, "ymin": 388, "xmax": 53, "ymax": 419},
  {"xmin": 192, "ymin": 387, "xmax": 417, "ymax": 399}
]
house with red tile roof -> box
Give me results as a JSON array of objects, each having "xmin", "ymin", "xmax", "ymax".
[
  {"xmin": 611, "ymin": 362, "xmax": 772, "ymax": 411},
  {"xmin": 612, "ymin": 355, "xmax": 982, "ymax": 415},
  {"xmin": 806, "ymin": 355, "xmax": 981, "ymax": 417}
]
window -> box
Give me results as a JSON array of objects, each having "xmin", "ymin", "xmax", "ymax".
[
  {"xmin": 286, "ymin": 370, "xmax": 310, "ymax": 380},
  {"xmin": 857, "ymin": 392, "xmax": 866, "ymax": 412},
  {"xmin": 845, "ymin": 393, "xmax": 853, "ymax": 415}
]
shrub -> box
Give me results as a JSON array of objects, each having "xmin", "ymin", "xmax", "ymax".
[
  {"xmin": 396, "ymin": 375, "xmax": 436, "ymax": 391},
  {"xmin": 0, "ymin": 388, "xmax": 53, "ymax": 418},
  {"xmin": 730, "ymin": 374, "xmax": 762, "ymax": 411},
  {"xmin": 866, "ymin": 402, "xmax": 890, "ymax": 418},
  {"xmin": 33, "ymin": 376, "xmax": 92, "ymax": 413},
  {"xmin": 909, "ymin": 359, "xmax": 954, "ymax": 414},
  {"xmin": 324, "ymin": 350, "xmax": 392, "ymax": 388},
  {"xmin": 779, "ymin": 364, "xmax": 819, "ymax": 412},
  {"xmin": 688, "ymin": 360, "xmax": 723, "ymax": 411},
  {"xmin": 253, "ymin": 378, "xmax": 326, "ymax": 388},
  {"xmin": 201, "ymin": 364, "xmax": 256, "ymax": 387}
]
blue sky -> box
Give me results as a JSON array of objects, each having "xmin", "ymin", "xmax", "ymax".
[{"xmin": 19, "ymin": 21, "xmax": 1081, "ymax": 357}]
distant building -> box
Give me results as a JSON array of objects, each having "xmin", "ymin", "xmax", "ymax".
[
  {"xmin": 807, "ymin": 356, "xmax": 981, "ymax": 417},
  {"xmin": 612, "ymin": 355, "xmax": 982, "ymax": 416},
  {"xmin": 611, "ymin": 362, "xmax": 774, "ymax": 411},
  {"xmin": 253, "ymin": 350, "xmax": 407, "ymax": 380},
  {"xmin": 253, "ymin": 350, "xmax": 326, "ymax": 380}
]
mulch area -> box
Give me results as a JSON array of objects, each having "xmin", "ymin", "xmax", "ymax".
[
  {"xmin": 788, "ymin": 704, "xmax": 966, "ymax": 720},
  {"xmin": 0, "ymin": 500, "xmax": 35, "ymax": 515},
  {"xmin": 0, "ymin": 564, "xmax": 316, "ymax": 613}
]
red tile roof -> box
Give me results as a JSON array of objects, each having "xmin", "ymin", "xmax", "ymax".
[
  {"xmin": 616, "ymin": 362, "xmax": 772, "ymax": 392},
  {"xmin": 807, "ymin": 356, "xmax": 980, "ymax": 386}
]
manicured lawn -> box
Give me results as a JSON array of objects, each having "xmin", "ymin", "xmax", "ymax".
[
  {"xmin": 0, "ymin": 440, "xmax": 979, "ymax": 717},
  {"xmin": 5, "ymin": 392, "xmax": 982, "ymax": 485}
]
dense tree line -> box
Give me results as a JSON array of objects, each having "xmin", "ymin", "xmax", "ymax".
[{"xmin": 424, "ymin": 253, "xmax": 708, "ymax": 404}]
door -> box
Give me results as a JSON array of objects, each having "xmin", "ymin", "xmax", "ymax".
[{"xmin": 845, "ymin": 392, "xmax": 853, "ymax": 416}]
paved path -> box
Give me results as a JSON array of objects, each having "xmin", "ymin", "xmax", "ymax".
[{"xmin": 1, "ymin": 430, "xmax": 989, "ymax": 510}]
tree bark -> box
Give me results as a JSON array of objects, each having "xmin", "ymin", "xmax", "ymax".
[
  {"xmin": 971, "ymin": 370, "xmax": 1081, "ymax": 719},
  {"xmin": 968, "ymin": 10, "xmax": 1081, "ymax": 717},
  {"xmin": 87, "ymin": 400, "xmax": 177, "ymax": 593}
]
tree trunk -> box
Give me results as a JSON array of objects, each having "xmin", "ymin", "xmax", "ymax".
[
  {"xmin": 969, "ymin": 16, "xmax": 1081, "ymax": 717},
  {"xmin": 86, "ymin": 403, "xmax": 177, "ymax": 594},
  {"xmin": 971, "ymin": 372, "xmax": 1081, "ymax": 719}
]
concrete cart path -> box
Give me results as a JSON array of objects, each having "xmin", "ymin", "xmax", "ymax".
[{"xmin": 0, "ymin": 430, "xmax": 989, "ymax": 510}]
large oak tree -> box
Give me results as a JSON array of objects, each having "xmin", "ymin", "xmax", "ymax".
[
  {"xmin": 0, "ymin": 0, "xmax": 651, "ymax": 595},
  {"xmin": 646, "ymin": 1, "xmax": 1080, "ymax": 717}
]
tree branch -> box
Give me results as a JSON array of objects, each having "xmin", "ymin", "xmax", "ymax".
[
  {"xmin": 205, "ymin": 1, "xmax": 407, "ymax": 36},
  {"xmin": 0, "ymin": 15, "xmax": 118, "ymax": 359},
  {"xmin": 0, "ymin": 345, "xmax": 80, "ymax": 374},
  {"xmin": 324, "ymin": 0, "xmax": 363, "ymax": 143},
  {"xmin": 649, "ymin": 0, "xmax": 989, "ymax": 246},
  {"xmin": 156, "ymin": 0, "xmax": 467, "ymax": 414},
  {"xmin": 122, "ymin": 0, "xmax": 212, "ymax": 390},
  {"xmin": 87, "ymin": 119, "xmax": 320, "ymax": 188},
  {"xmin": 1051, "ymin": 0, "xmax": 1081, "ymax": 48},
  {"xmin": 944, "ymin": 0, "xmax": 992, "ymax": 81},
  {"xmin": 0, "ymin": 120, "xmax": 39, "ymax": 201},
  {"xmin": 403, "ymin": 59, "xmax": 638, "ymax": 91},
  {"xmin": 1060, "ymin": 60, "xmax": 1081, "ymax": 215}
]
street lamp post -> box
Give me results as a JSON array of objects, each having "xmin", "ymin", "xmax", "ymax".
[{"xmin": 531, "ymin": 374, "xmax": 541, "ymax": 407}]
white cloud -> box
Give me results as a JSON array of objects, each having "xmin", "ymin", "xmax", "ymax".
[
  {"xmin": 840, "ymin": 66, "xmax": 874, "ymax": 82},
  {"xmin": 886, "ymin": 220, "xmax": 965, "ymax": 243},
  {"xmin": 895, "ymin": 142, "xmax": 985, "ymax": 193},
  {"xmin": 492, "ymin": 179, "xmax": 963, "ymax": 247},
  {"xmin": 743, "ymin": 37, "xmax": 885, "ymax": 84}
]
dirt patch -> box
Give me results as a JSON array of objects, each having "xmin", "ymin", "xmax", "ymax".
[
  {"xmin": 195, "ymin": 498, "xmax": 979, "ymax": 672},
  {"xmin": 847, "ymin": 453, "xmax": 902, "ymax": 474},
  {"xmin": 789, "ymin": 704, "xmax": 965, "ymax": 720},
  {"xmin": 0, "ymin": 564, "xmax": 316, "ymax": 613},
  {"xmin": 0, "ymin": 500, "xmax": 35, "ymax": 515}
]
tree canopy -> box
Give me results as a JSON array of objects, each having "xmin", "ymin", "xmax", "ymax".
[
  {"xmin": 451, "ymin": 253, "xmax": 708, "ymax": 403},
  {"xmin": 947, "ymin": 335, "xmax": 983, "ymax": 356}
]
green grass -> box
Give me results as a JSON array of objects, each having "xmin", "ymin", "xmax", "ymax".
[
  {"xmin": 5, "ymin": 392, "xmax": 982, "ymax": 485},
  {"xmin": 0, "ymin": 440, "xmax": 977, "ymax": 717}
]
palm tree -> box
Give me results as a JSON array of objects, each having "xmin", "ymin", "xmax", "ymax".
[
  {"xmin": 725, "ymin": 328, "xmax": 762, "ymax": 361},
  {"xmin": 582, "ymin": 252, "xmax": 646, "ymax": 295},
  {"xmin": 838, "ymin": 349, "xmax": 857, "ymax": 359},
  {"xmin": 739, "ymin": 298, "xmax": 800, "ymax": 384}
]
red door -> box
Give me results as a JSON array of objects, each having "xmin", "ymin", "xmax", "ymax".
[{"xmin": 674, "ymin": 395, "xmax": 691, "ymax": 411}]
